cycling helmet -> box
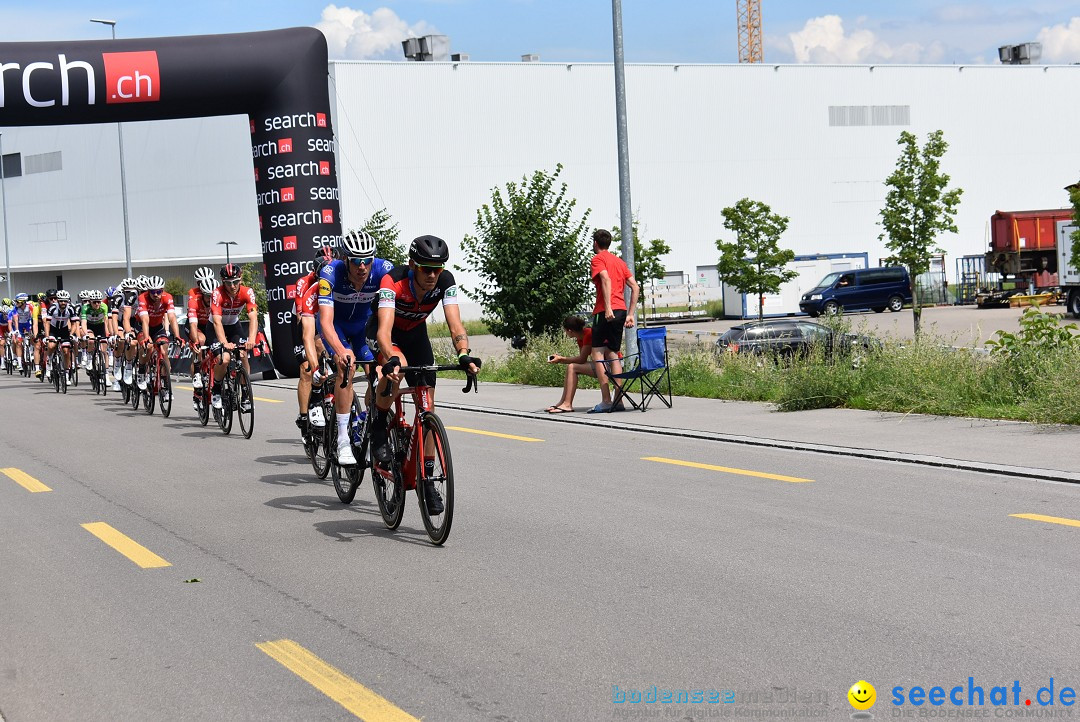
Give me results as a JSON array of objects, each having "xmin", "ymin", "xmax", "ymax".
[
  {"xmin": 194, "ymin": 266, "xmax": 215, "ymax": 283},
  {"xmin": 146, "ymin": 275, "xmax": 166, "ymax": 291},
  {"xmin": 56, "ymin": 290, "xmax": 71, "ymax": 301},
  {"xmin": 119, "ymin": 278, "xmax": 137, "ymax": 291},
  {"xmin": 15, "ymin": 293, "xmax": 28, "ymax": 302},
  {"xmin": 88, "ymin": 290, "xmax": 104, "ymax": 301},
  {"xmin": 313, "ymin": 245, "xmax": 335, "ymax": 273},
  {"xmin": 341, "ymin": 229, "xmax": 376, "ymax": 258},
  {"xmin": 45, "ymin": 288, "xmax": 58, "ymax": 299},
  {"xmin": 408, "ymin": 235, "xmax": 450, "ymax": 265},
  {"xmin": 77, "ymin": 290, "xmax": 88, "ymax": 301},
  {"xmin": 219, "ymin": 263, "xmax": 242, "ymax": 281},
  {"xmin": 36, "ymin": 292, "xmax": 45, "ymax": 301},
  {"xmin": 1, "ymin": 297, "xmax": 10, "ymax": 306},
  {"xmin": 105, "ymin": 286, "xmax": 116, "ymax": 298},
  {"xmin": 197, "ymin": 277, "xmax": 216, "ymax": 295}
]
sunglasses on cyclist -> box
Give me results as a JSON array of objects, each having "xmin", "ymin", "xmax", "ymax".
[
  {"xmin": 415, "ymin": 264, "xmax": 444, "ymax": 275},
  {"xmin": 148, "ymin": 289, "xmax": 164, "ymax": 295},
  {"xmin": 349, "ymin": 257, "xmax": 374, "ymax": 267},
  {"xmin": 223, "ymin": 279, "xmax": 241, "ymax": 286}
]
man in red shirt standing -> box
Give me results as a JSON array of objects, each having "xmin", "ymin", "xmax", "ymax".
[{"xmin": 588, "ymin": 228, "xmax": 639, "ymax": 413}]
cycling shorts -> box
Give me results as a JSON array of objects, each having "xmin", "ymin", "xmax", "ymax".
[
  {"xmin": 51, "ymin": 327, "xmax": 72, "ymax": 342},
  {"xmin": 368, "ymin": 322, "xmax": 435, "ymax": 388},
  {"xmin": 321, "ymin": 321, "xmax": 374, "ymax": 364},
  {"xmin": 86, "ymin": 323, "xmax": 106, "ymax": 339},
  {"xmin": 138, "ymin": 325, "xmax": 168, "ymax": 343},
  {"xmin": 220, "ymin": 322, "xmax": 244, "ymax": 345}
]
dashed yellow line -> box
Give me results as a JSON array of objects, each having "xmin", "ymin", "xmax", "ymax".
[
  {"xmin": 1010, "ymin": 513, "xmax": 1080, "ymax": 529},
  {"xmin": 446, "ymin": 426, "xmax": 543, "ymax": 442},
  {"xmin": 81, "ymin": 522, "xmax": 171, "ymax": 568},
  {"xmin": 642, "ymin": 456, "xmax": 814, "ymax": 483},
  {"xmin": 257, "ymin": 639, "xmax": 419, "ymax": 721},
  {"xmin": 174, "ymin": 384, "xmax": 283, "ymax": 403},
  {"xmin": 2, "ymin": 468, "xmax": 52, "ymax": 493}
]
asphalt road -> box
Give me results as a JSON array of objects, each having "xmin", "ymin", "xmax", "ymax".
[{"xmin": 1, "ymin": 370, "xmax": 1078, "ymax": 721}]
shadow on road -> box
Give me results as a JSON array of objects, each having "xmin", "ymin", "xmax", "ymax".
[
  {"xmin": 312, "ymin": 518, "xmax": 433, "ymax": 546},
  {"xmin": 265, "ymin": 438, "xmax": 301, "ymax": 445},
  {"xmin": 259, "ymin": 472, "xmax": 323, "ymax": 487},
  {"xmin": 254, "ymin": 454, "xmax": 310, "ymax": 466},
  {"xmin": 264, "ymin": 494, "xmax": 368, "ymax": 514}
]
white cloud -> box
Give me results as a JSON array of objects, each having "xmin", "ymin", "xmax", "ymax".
[
  {"xmin": 1037, "ymin": 17, "xmax": 1080, "ymax": 63},
  {"xmin": 786, "ymin": 15, "xmax": 945, "ymax": 64},
  {"xmin": 315, "ymin": 4, "xmax": 438, "ymax": 60}
]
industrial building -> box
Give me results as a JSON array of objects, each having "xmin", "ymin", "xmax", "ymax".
[{"xmin": 1, "ymin": 59, "xmax": 1078, "ymax": 318}]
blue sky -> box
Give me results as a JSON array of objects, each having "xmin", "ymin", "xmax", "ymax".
[{"xmin": 2, "ymin": 1, "xmax": 1079, "ymax": 64}]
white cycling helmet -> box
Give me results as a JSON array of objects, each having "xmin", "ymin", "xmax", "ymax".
[
  {"xmin": 135, "ymin": 275, "xmax": 150, "ymax": 291},
  {"xmin": 146, "ymin": 275, "xmax": 166, "ymax": 291},
  {"xmin": 197, "ymin": 277, "xmax": 216, "ymax": 295},
  {"xmin": 77, "ymin": 289, "xmax": 89, "ymax": 301},
  {"xmin": 194, "ymin": 266, "xmax": 215, "ymax": 283},
  {"xmin": 119, "ymin": 277, "xmax": 137, "ymax": 291},
  {"xmin": 56, "ymin": 290, "xmax": 71, "ymax": 301},
  {"xmin": 90, "ymin": 289, "xmax": 105, "ymax": 301},
  {"xmin": 341, "ymin": 229, "xmax": 376, "ymax": 258}
]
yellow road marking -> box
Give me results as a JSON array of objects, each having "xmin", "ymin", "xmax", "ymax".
[
  {"xmin": 642, "ymin": 456, "xmax": 814, "ymax": 483},
  {"xmin": 175, "ymin": 385, "xmax": 283, "ymax": 403},
  {"xmin": 2, "ymin": 467, "xmax": 52, "ymax": 493},
  {"xmin": 1010, "ymin": 513, "xmax": 1080, "ymax": 529},
  {"xmin": 81, "ymin": 522, "xmax": 171, "ymax": 568},
  {"xmin": 446, "ymin": 426, "xmax": 542, "ymax": 442},
  {"xmin": 256, "ymin": 639, "xmax": 419, "ymax": 721}
]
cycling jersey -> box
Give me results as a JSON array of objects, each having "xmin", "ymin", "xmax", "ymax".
[
  {"xmin": 375, "ymin": 266, "xmax": 460, "ymax": 332},
  {"xmin": 119, "ymin": 291, "xmax": 140, "ymax": 331},
  {"xmin": 187, "ymin": 288, "xmax": 212, "ymax": 324},
  {"xmin": 11, "ymin": 304, "xmax": 32, "ymax": 332},
  {"xmin": 294, "ymin": 272, "xmax": 319, "ymax": 319},
  {"xmin": 137, "ymin": 291, "xmax": 176, "ymax": 327},
  {"xmin": 211, "ymin": 285, "xmax": 257, "ymax": 325},
  {"xmin": 81, "ymin": 301, "xmax": 110, "ymax": 326},
  {"xmin": 46, "ymin": 302, "xmax": 79, "ymax": 329},
  {"xmin": 317, "ymin": 259, "xmax": 393, "ymax": 326}
]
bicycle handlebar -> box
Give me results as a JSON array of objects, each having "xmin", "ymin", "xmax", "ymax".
[{"xmin": 379, "ymin": 363, "xmax": 480, "ymax": 397}]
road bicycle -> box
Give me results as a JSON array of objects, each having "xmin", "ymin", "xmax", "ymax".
[
  {"xmin": 215, "ymin": 338, "xmax": 254, "ymax": 438},
  {"xmin": 301, "ymin": 354, "xmax": 335, "ymax": 479},
  {"xmin": 48, "ymin": 338, "xmax": 74, "ymax": 394},
  {"xmin": 367, "ymin": 363, "xmax": 478, "ymax": 546},
  {"xmin": 321, "ymin": 360, "xmax": 368, "ymax": 504},
  {"xmin": 192, "ymin": 343, "xmax": 215, "ymax": 427},
  {"xmin": 135, "ymin": 338, "xmax": 173, "ymax": 417},
  {"xmin": 2, "ymin": 337, "xmax": 14, "ymax": 375},
  {"xmin": 20, "ymin": 336, "xmax": 34, "ymax": 378},
  {"xmin": 88, "ymin": 337, "xmax": 109, "ymax": 396}
]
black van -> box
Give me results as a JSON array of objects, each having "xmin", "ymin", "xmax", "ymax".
[{"xmin": 799, "ymin": 266, "xmax": 911, "ymax": 317}]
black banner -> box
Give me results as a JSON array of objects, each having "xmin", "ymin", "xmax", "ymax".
[{"xmin": 0, "ymin": 27, "xmax": 339, "ymax": 376}]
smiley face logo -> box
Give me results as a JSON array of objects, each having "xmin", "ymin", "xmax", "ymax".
[{"xmin": 848, "ymin": 681, "xmax": 876, "ymax": 711}]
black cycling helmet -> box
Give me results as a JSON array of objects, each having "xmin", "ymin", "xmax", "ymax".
[
  {"xmin": 408, "ymin": 235, "xmax": 449, "ymax": 265},
  {"xmin": 45, "ymin": 288, "xmax": 58, "ymax": 299},
  {"xmin": 313, "ymin": 245, "xmax": 335, "ymax": 274},
  {"xmin": 219, "ymin": 263, "xmax": 242, "ymax": 281}
]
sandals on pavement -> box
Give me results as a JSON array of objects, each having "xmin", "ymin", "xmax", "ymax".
[{"xmin": 545, "ymin": 406, "xmax": 574, "ymax": 414}]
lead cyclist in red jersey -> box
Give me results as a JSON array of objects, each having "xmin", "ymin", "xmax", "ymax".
[
  {"xmin": 367, "ymin": 235, "xmax": 480, "ymax": 513},
  {"xmin": 136, "ymin": 276, "xmax": 181, "ymax": 389},
  {"xmin": 210, "ymin": 263, "xmax": 258, "ymax": 411}
]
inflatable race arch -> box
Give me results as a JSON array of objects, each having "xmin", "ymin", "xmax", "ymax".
[{"xmin": 0, "ymin": 27, "xmax": 340, "ymax": 376}]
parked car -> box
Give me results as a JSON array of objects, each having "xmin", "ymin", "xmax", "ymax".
[
  {"xmin": 715, "ymin": 319, "xmax": 881, "ymax": 360},
  {"xmin": 799, "ymin": 266, "xmax": 912, "ymax": 317}
]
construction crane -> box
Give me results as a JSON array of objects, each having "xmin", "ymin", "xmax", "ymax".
[{"xmin": 736, "ymin": 0, "xmax": 763, "ymax": 63}]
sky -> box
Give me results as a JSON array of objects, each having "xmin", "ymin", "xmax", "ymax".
[{"xmin": 0, "ymin": 1, "xmax": 1079, "ymax": 65}]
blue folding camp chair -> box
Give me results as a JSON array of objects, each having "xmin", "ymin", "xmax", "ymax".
[{"xmin": 599, "ymin": 326, "xmax": 672, "ymax": 412}]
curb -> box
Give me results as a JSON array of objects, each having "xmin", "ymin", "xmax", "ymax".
[{"xmin": 437, "ymin": 401, "xmax": 1080, "ymax": 485}]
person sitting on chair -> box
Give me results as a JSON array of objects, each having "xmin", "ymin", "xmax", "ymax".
[{"xmin": 546, "ymin": 315, "xmax": 598, "ymax": 413}]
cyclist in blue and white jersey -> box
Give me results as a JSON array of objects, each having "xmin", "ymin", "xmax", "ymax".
[
  {"xmin": 9, "ymin": 294, "xmax": 34, "ymax": 371},
  {"xmin": 317, "ymin": 229, "xmax": 393, "ymax": 465}
]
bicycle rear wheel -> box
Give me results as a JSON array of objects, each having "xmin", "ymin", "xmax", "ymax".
[
  {"xmin": 371, "ymin": 425, "xmax": 406, "ymax": 529},
  {"xmin": 308, "ymin": 401, "xmax": 331, "ymax": 479},
  {"xmin": 235, "ymin": 368, "xmax": 254, "ymax": 439},
  {"xmin": 196, "ymin": 383, "xmax": 210, "ymax": 426},
  {"xmin": 218, "ymin": 375, "xmax": 233, "ymax": 435},
  {"xmin": 143, "ymin": 366, "xmax": 156, "ymax": 415},
  {"xmin": 416, "ymin": 412, "xmax": 454, "ymax": 545}
]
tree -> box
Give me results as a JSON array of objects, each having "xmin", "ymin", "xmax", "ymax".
[
  {"xmin": 240, "ymin": 262, "xmax": 268, "ymax": 319},
  {"xmin": 612, "ymin": 220, "xmax": 671, "ymax": 317},
  {"xmin": 878, "ymin": 130, "xmax": 963, "ymax": 337},
  {"xmin": 360, "ymin": 208, "xmax": 407, "ymax": 266},
  {"xmin": 714, "ymin": 198, "xmax": 797, "ymax": 322},
  {"xmin": 458, "ymin": 164, "xmax": 592, "ymax": 339}
]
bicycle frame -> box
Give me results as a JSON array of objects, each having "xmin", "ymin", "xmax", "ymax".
[{"xmin": 372, "ymin": 384, "xmax": 436, "ymax": 491}]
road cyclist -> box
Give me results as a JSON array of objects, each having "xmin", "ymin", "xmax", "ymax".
[{"xmin": 210, "ymin": 263, "xmax": 258, "ymax": 414}]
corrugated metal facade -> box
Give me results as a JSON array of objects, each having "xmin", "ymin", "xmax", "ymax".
[{"xmin": 2, "ymin": 61, "xmax": 1079, "ymax": 307}]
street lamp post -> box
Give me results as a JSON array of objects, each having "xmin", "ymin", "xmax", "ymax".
[
  {"xmin": 90, "ymin": 18, "xmax": 133, "ymax": 279},
  {"xmin": 611, "ymin": 0, "xmax": 637, "ymax": 356},
  {"xmin": 0, "ymin": 133, "xmax": 12, "ymax": 299},
  {"xmin": 217, "ymin": 241, "xmax": 238, "ymax": 265}
]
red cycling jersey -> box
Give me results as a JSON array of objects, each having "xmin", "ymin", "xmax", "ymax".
[
  {"xmin": 376, "ymin": 266, "xmax": 460, "ymax": 333},
  {"xmin": 294, "ymin": 272, "xmax": 319, "ymax": 318},
  {"xmin": 211, "ymin": 285, "xmax": 257, "ymax": 325},
  {"xmin": 187, "ymin": 288, "xmax": 212, "ymax": 324},
  {"xmin": 137, "ymin": 291, "xmax": 176, "ymax": 327}
]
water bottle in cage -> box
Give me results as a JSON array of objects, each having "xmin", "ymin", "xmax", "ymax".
[{"xmin": 350, "ymin": 410, "xmax": 367, "ymax": 444}]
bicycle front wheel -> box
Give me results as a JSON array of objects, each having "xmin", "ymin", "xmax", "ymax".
[
  {"xmin": 218, "ymin": 378, "xmax": 233, "ymax": 435},
  {"xmin": 371, "ymin": 425, "xmax": 406, "ymax": 529},
  {"xmin": 143, "ymin": 367, "xmax": 156, "ymax": 415},
  {"xmin": 159, "ymin": 363, "xmax": 172, "ymax": 418},
  {"xmin": 236, "ymin": 368, "xmax": 254, "ymax": 439},
  {"xmin": 416, "ymin": 412, "xmax": 455, "ymax": 545}
]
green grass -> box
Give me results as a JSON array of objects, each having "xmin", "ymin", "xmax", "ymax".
[
  {"xmin": 426, "ymin": 319, "xmax": 490, "ymax": 338},
  {"xmin": 472, "ymin": 322, "xmax": 1080, "ymax": 424}
]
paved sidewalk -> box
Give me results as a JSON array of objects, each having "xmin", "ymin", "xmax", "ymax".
[{"xmin": 253, "ymin": 376, "xmax": 1080, "ymax": 483}]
